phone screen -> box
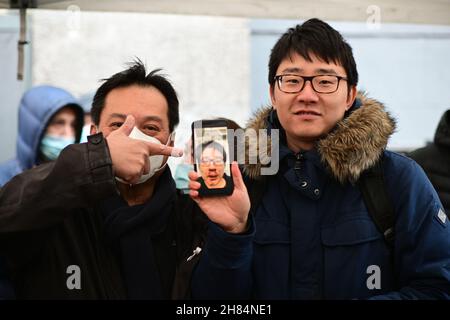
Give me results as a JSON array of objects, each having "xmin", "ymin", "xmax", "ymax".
[{"xmin": 192, "ymin": 120, "xmax": 234, "ymax": 196}]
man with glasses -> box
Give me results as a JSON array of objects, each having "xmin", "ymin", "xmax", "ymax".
[
  {"xmin": 189, "ymin": 18, "xmax": 450, "ymax": 299},
  {"xmin": 196, "ymin": 141, "xmax": 231, "ymax": 190}
]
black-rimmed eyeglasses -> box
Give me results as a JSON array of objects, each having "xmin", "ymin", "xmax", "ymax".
[{"xmin": 274, "ymin": 74, "xmax": 348, "ymax": 94}]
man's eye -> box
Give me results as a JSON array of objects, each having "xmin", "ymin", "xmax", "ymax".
[
  {"xmin": 110, "ymin": 122, "xmax": 123, "ymax": 129},
  {"xmin": 285, "ymin": 78, "xmax": 300, "ymax": 84},
  {"xmin": 144, "ymin": 126, "xmax": 159, "ymax": 132}
]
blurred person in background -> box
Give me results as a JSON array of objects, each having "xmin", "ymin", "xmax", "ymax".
[
  {"xmin": 78, "ymin": 92, "xmax": 95, "ymax": 143},
  {"xmin": 409, "ymin": 109, "xmax": 450, "ymax": 217},
  {"xmin": 174, "ymin": 138, "xmax": 194, "ymax": 194},
  {"xmin": 0, "ymin": 85, "xmax": 84, "ymax": 187}
]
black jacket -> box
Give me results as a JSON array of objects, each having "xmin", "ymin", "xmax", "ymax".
[
  {"xmin": 409, "ymin": 110, "xmax": 450, "ymax": 216},
  {"xmin": 0, "ymin": 133, "xmax": 206, "ymax": 299}
]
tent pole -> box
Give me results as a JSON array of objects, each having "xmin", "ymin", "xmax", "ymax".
[{"xmin": 17, "ymin": 7, "xmax": 28, "ymax": 81}]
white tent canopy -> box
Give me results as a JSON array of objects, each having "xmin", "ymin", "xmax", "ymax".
[
  {"xmin": 1, "ymin": 1, "xmax": 450, "ymax": 163},
  {"xmin": 1, "ymin": 0, "xmax": 450, "ymax": 25}
]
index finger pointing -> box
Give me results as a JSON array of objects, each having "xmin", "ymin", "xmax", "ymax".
[{"xmin": 145, "ymin": 141, "xmax": 183, "ymax": 157}]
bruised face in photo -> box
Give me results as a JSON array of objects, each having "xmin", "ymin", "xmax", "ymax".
[{"xmin": 199, "ymin": 144, "xmax": 226, "ymax": 189}]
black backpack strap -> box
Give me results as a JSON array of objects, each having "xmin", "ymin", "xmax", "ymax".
[
  {"xmin": 245, "ymin": 174, "xmax": 268, "ymax": 214},
  {"xmin": 357, "ymin": 156, "xmax": 395, "ymax": 249}
]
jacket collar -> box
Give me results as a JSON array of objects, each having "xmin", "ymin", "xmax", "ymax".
[{"xmin": 243, "ymin": 92, "xmax": 396, "ymax": 183}]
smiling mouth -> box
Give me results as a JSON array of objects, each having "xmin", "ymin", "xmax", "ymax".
[{"xmin": 294, "ymin": 111, "xmax": 321, "ymax": 116}]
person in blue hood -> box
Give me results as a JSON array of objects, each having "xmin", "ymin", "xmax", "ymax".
[
  {"xmin": 0, "ymin": 85, "xmax": 84, "ymax": 187},
  {"xmin": 188, "ymin": 18, "xmax": 450, "ymax": 299},
  {"xmin": 0, "ymin": 85, "xmax": 83, "ymax": 299}
]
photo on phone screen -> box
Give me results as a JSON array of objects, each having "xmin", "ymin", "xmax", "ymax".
[{"xmin": 192, "ymin": 120, "xmax": 234, "ymax": 196}]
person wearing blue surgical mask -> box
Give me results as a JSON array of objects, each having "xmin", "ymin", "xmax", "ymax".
[
  {"xmin": 39, "ymin": 106, "xmax": 79, "ymax": 161},
  {"xmin": 0, "ymin": 86, "xmax": 84, "ymax": 187},
  {"xmin": 174, "ymin": 139, "xmax": 194, "ymax": 194},
  {"xmin": 78, "ymin": 93, "xmax": 94, "ymax": 143}
]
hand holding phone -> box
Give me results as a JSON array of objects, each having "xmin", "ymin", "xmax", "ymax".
[{"xmin": 188, "ymin": 162, "xmax": 250, "ymax": 234}]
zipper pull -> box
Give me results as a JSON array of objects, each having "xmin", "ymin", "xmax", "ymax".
[
  {"xmin": 294, "ymin": 152, "xmax": 304, "ymax": 171},
  {"xmin": 186, "ymin": 246, "xmax": 202, "ymax": 262}
]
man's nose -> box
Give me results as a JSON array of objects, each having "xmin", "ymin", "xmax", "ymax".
[{"xmin": 296, "ymin": 80, "xmax": 319, "ymax": 103}]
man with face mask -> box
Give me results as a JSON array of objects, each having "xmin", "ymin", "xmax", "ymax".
[
  {"xmin": 0, "ymin": 85, "xmax": 84, "ymax": 186},
  {"xmin": 0, "ymin": 61, "xmax": 219, "ymax": 299}
]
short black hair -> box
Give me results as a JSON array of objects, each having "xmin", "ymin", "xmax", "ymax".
[
  {"xmin": 91, "ymin": 59, "xmax": 179, "ymax": 132},
  {"xmin": 268, "ymin": 18, "xmax": 358, "ymax": 90},
  {"xmin": 195, "ymin": 140, "xmax": 227, "ymax": 163}
]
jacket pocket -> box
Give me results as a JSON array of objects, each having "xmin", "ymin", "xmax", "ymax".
[
  {"xmin": 321, "ymin": 216, "xmax": 391, "ymax": 299},
  {"xmin": 321, "ymin": 216, "xmax": 382, "ymax": 246},
  {"xmin": 253, "ymin": 218, "xmax": 290, "ymax": 245},
  {"xmin": 252, "ymin": 218, "xmax": 291, "ymax": 298}
]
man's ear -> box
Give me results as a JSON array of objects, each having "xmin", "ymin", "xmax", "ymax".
[
  {"xmin": 90, "ymin": 124, "xmax": 98, "ymax": 135},
  {"xmin": 346, "ymin": 86, "xmax": 357, "ymax": 111}
]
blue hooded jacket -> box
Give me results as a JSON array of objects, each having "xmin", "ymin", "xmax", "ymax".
[
  {"xmin": 0, "ymin": 85, "xmax": 84, "ymax": 187},
  {"xmin": 0, "ymin": 86, "xmax": 83, "ymax": 299}
]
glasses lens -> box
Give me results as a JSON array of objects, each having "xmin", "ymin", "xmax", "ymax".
[
  {"xmin": 312, "ymin": 75, "xmax": 339, "ymax": 93},
  {"xmin": 201, "ymin": 158, "xmax": 224, "ymax": 165},
  {"xmin": 279, "ymin": 75, "xmax": 303, "ymax": 93}
]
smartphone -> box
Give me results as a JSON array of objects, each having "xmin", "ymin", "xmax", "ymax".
[{"xmin": 191, "ymin": 119, "xmax": 234, "ymax": 196}]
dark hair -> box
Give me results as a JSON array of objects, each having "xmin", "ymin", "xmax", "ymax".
[
  {"xmin": 215, "ymin": 117, "xmax": 242, "ymax": 131},
  {"xmin": 195, "ymin": 140, "xmax": 227, "ymax": 163},
  {"xmin": 268, "ymin": 18, "xmax": 358, "ymax": 90},
  {"xmin": 91, "ymin": 59, "xmax": 179, "ymax": 132}
]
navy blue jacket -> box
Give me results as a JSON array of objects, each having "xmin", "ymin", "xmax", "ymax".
[{"xmin": 192, "ymin": 94, "xmax": 450, "ymax": 299}]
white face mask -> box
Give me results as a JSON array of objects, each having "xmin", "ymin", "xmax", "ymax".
[{"xmin": 115, "ymin": 126, "xmax": 174, "ymax": 185}]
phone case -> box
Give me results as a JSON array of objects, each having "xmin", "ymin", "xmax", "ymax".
[{"xmin": 191, "ymin": 119, "xmax": 234, "ymax": 196}]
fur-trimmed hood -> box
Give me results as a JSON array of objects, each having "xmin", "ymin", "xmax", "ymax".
[{"xmin": 243, "ymin": 92, "xmax": 396, "ymax": 183}]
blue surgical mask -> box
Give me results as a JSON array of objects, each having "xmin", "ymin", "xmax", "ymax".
[
  {"xmin": 174, "ymin": 163, "xmax": 194, "ymax": 193},
  {"xmin": 79, "ymin": 124, "xmax": 91, "ymax": 143},
  {"xmin": 40, "ymin": 134, "xmax": 75, "ymax": 160}
]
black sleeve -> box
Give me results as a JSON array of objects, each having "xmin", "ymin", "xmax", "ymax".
[{"xmin": 0, "ymin": 133, "xmax": 117, "ymax": 233}]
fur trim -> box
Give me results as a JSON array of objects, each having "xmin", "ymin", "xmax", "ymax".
[
  {"xmin": 243, "ymin": 92, "xmax": 396, "ymax": 183},
  {"xmin": 242, "ymin": 107, "xmax": 273, "ymax": 179}
]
